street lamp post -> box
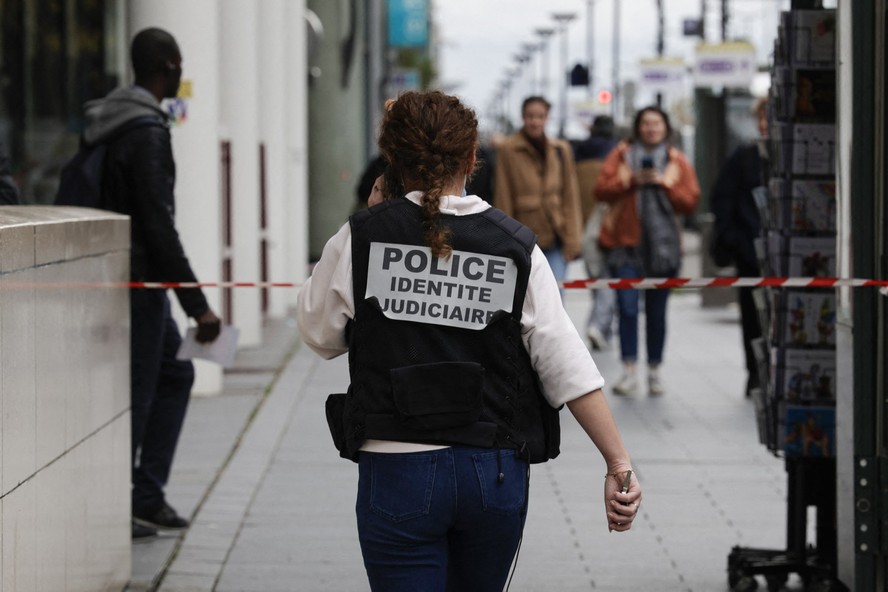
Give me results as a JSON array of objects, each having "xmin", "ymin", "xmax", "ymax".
[
  {"xmin": 611, "ymin": 0, "xmax": 620, "ymax": 118},
  {"xmin": 534, "ymin": 27, "xmax": 555, "ymax": 98},
  {"xmin": 586, "ymin": 0, "xmax": 596, "ymax": 100},
  {"xmin": 500, "ymin": 78, "xmax": 512, "ymax": 133},
  {"xmin": 552, "ymin": 12, "xmax": 576, "ymax": 138},
  {"xmin": 513, "ymin": 52, "xmax": 530, "ymax": 102},
  {"xmin": 505, "ymin": 66, "xmax": 521, "ymax": 130},
  {"xmin": 656, "ymin": 0, "xmax": 665, "ymax": 107},
  {"xmin": 522, "ymin": 42, "xmax": 540, "ymax": 93}
]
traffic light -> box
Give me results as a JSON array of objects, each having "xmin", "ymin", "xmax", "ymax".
[
  {"xmin": 597, "ymin": 89, "xmax": 613, "ymax": 105},
  {"xmin": 570, "ymin": 64, "xmax": 590, "ymax": 86}
]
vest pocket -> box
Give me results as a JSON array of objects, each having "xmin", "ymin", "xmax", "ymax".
[{"xmin": 390, "ymin": 361, "xmax": 484, "ymax": 431}]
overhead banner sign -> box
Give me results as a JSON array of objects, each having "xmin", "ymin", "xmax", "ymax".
[
  {"xmin": 694, "ymin": 41, "xmax": 757, "ymax": 88},
  {"xmin": 388, "ymin": 0, "xmax": 429, "ymax": 48},
  {"xmin": 639, "ymin": 57, "xmax": 686, "ymax": 95}
]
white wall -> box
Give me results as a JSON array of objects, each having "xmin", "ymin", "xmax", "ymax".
[{"xmin": 0, "ymin": 207, "xmax": 131, "ymax": 592}]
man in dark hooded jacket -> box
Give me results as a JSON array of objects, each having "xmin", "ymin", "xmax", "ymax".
[{"xmin": 82, "ymin": 27, "xmax": 221, "ymax": 539}]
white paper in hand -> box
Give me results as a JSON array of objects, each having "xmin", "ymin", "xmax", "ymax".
[{"xmin": 176, "ymin": 325, "xmax": 240, "ymax": 368}]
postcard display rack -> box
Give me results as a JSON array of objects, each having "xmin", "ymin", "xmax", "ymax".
[{"xmin": 727, "ymin": 9, "xmax": 846, "ymax": 592}]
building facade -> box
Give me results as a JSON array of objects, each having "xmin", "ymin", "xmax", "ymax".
[{"xmin": 0, "ymin": 0, "xmax": 311, "ymax": 392}]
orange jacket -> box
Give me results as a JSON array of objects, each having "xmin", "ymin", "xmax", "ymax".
[{"xmin": 594, "ymin": 141, "xmax": 700, "ymax": 250}]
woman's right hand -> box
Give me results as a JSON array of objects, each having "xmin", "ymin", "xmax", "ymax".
[{"xmin": 604, "ymin": 468, "xmax": 642, "ymax": 532}]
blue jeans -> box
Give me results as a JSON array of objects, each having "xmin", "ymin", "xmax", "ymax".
[
  {"xmin": 588, "ymin": 279, "xmax": 616, "ymax": 340},
  {"xmin": 543, "ymin": 245, "xmax": 567, "ymax": 298},
  {"xmin": 131, "ymin": 290, "xmax": 195, "ymax": 515},
  {"xmin": 356, "ymin": 447, "xmax": 529, "ymax": 592},
  {"xmin": 611, "ymin": 262, "xmax": 670, "ymax": 365}
]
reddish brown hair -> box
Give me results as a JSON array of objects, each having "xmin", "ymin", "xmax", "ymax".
[{"xmin": 378, "ymin": 91, "xmax": 479, "ymax": 258}]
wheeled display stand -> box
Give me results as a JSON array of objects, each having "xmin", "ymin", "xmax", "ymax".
[
  {"xmin": 726, "ymin": 7, "xmax": 847, "ymax": 592},
  {"xmin": 727, "ymin": 459, "xmax": 843, "ymax": 592}
]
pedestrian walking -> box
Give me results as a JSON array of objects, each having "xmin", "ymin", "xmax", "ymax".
[
  {"xmin": 80, "ymin": 27, "xmax": 221, "ymax": 539},
  {"xmin": 595, "ymin": 106, "xmax": 700, "ymax": 396},
  {"xmin": 710, "ymin": 98, "xmax": 769, "ymax": 398},
  {"xmin": 574, "ymin": 115, "xmax": 619, "ymax": 350},
  {"xmin": 297, "ymin": 90, "xmax": 640, "ymax": 591},
  {"xmin": 494, "ymin": 96, "xmax": 583, "ymax": 295}
]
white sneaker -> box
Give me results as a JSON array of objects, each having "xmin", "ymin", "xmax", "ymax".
[
  {"xmin": 586, "ymin": 325, "xmax": 610, "ymax": 351},
  {"xmin": 612, "ymin": 373, "xmax": 638, "ymax": 395},
  {"xmin": 648, "ymin": 367, "xmax": 664, "ymax": 395}
]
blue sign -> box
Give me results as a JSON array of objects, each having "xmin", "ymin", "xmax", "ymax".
[{"xmin": 388, "ymin": 0, "xmax": 429, "ymax": 48}]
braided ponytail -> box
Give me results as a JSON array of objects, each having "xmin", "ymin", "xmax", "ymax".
[{"xmin": 378, "ymin": 91, "xmax": 479, "ymax": 258}]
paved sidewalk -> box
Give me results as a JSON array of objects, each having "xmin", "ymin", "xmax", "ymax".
[{"xmin": 129, "ymin": 261, "xmax": 803, "ymax": 592}]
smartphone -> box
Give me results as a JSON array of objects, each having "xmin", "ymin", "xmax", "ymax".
[
  {"xmin": 620, "ymin": 470, "xmax": 633, "ymax": 494},
  {"xmin": 640, "ymin": 156, "xmax": 654, "ymax": 169}
]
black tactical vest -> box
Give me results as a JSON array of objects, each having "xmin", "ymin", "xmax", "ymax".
[{"xmin": 324, "ymin": 198, "xmax": 561, "ymax": 463}]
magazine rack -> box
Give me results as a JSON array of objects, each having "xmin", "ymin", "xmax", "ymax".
[{"xmin": 725, "ymin": 8, "xmax": 846, "ymax": 592}]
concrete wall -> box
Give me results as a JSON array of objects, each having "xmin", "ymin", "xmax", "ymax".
[
  {"xmin": 0, "ymin": 207, "xmax": 131, "ymax": 592},
  {"xmin": 307, "ymin": 0, "xmax": 370, "ymax": 259}
]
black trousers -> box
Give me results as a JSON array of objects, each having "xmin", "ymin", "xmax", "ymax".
[
  {"xmin": 130, "ymin": 289, "xmax": 195, "ymax": 515},
  {"xmin": 737, "ymin": 257, "xmax": 763, "ymax": 395}
]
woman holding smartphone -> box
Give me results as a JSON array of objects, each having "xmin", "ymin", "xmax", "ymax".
[{"xmin": 594, "ymin": 106, "xmax": 700, "ymax": 396}]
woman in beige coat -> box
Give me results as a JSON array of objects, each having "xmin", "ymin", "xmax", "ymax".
[{"xmin": 494, "ymin": 96, "xmax": 583, "ymax": 290}]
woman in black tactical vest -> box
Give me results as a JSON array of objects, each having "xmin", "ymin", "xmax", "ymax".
[{"xmin": 297, "ymin": 90, "xmax": 641, "ymax": 591}]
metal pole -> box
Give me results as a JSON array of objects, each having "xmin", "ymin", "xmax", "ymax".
[
  {"xmin": 656, "ymin": 0, "xmax": 664, "ymax": 107},
  {"xmin": 611, "ymin": 0, "xmax": 620, "ymax": 118},
  {"xmin": 552, "ymin": 13, "xmax": 576, "ymax": 138},
  {"xmin": 721, "ymin": 0, "xmax": 729, "ymax": 41},
  {"xmin": 656, "ymin": 0, "xmax": 665, "ymax": 56},
  {"xmin": 535, "ymin": 28, "xmax": 555, "ymax": 98},
  {"xmin": 560, "ymin": 26, "xmax": 568, "ymax": 136},
  {"xmin": 522, "ymin": 42, "xmax": 539, "ymax": 95},
  {"xmin": 701, "ymin": 0, "xmax": 707, "ymax": 41},
  {"xmin": 587, "ymin": 0, "xmax": 595, "ymax": 99}
]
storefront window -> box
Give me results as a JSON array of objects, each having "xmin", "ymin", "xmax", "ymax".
[{"xmin": 0, "ymin": 0, "xmax": 125, "ymax": 203}]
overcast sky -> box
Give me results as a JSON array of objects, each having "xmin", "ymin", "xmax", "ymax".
[{"xmin": 433, "ymin": 0, "xmax": 795, "ymax": 132}]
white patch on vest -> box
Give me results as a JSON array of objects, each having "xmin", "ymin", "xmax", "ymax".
[{"xmin": 366, "ymin": 242, "xmax": 518, "ymax": 330}]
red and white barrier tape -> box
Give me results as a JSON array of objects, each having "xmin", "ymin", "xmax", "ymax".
[
  {"xmin": 562, "ymin": 277, "xmax": 888, "ymax": 290},
  {"xmin": 1, "ymin": 277, "xmax": 887, "ymax": 291},
  {"xmin": 130, "ymin": 281, "xmax": 299, "ymax": 289}
]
